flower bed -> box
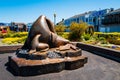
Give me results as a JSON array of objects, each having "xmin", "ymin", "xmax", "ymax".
[
  {"xmin": 2, "ymin": 37, "xmax": 27, "ymax": 44},
  {"xmin": 0, "ymin": 32, "xmax": 28, "ymax": 45}
]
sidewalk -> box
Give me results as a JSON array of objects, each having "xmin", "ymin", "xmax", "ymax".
[{"xmin": 0, "ymin": 50, "xmax": 120, "ymax": 80}]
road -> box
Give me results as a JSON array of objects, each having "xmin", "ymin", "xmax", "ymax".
[{"xmin": 0, "ymin": 50, "xmax": 120, "ymax": 80}]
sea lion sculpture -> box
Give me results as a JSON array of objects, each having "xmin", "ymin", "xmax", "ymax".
[
  {"xmin": 22, "ymin": 15, "xmax": 69, "ymax": 52},
  {"xmin": 9, "ymin": 15, "xmax": 88, "ymax": 76}
]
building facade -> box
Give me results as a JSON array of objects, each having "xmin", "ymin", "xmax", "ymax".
[
  {"xmin": 63, "ymin": 8, "xmax": 114, "ymax": 32},
  {"xmin": 27, "ymin": 23, "xmax": 33, "ymax": 32},
  {"xmin": 102, "ymin": 8, "xmax": 120, "ymax": 32},
  {"xmin": 64, "ymin": 11, "xmax": 93, "ymax": 26},
  {"xmin": 0, "ymin": 23, "xmax": 10, "ymax": 33},
  {"xmin": 10, "ymin": 22, "xmax": 27, "ymax": 32},
  {"xmin": 0, "ymin": 22, "xmax": 33, "ymax": 32}
]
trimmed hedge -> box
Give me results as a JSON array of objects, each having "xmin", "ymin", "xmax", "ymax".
[
  {"xmin": 94, "ymin": 32, "xmax": 120, "ymax": 45},
  {"xmin": 94, "ymin": 32, "xmax": 120, "ymax": 39}
]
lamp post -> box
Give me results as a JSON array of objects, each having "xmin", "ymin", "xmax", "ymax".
[{"xmin": 54, "ymin": 13, "xmax": 56, "ymax": 25}]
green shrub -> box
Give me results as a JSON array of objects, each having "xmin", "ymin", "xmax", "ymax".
[
  {"xmin": 85, "ymin": 26, "xmax": 94, "ymax": 35},
  {"xmin": 94, "ymin": 32, "xmax": 120, "ymax": 45},
  {"xmin": 57, "ymin": 32, "xmax": 69, "ymax": 39},
  {"xmin": 55, "ymin": 24, "xmax": 66, "ymax": 32},
  {"xmin": 69, "ymin": 31, "xmax": 80, "ymax": 41},
  {"xmin": 98, "ymin": 37, "xmax": 108, "ymax": 44},
  {"xmin": 82, "ymin": 34, "xmax": 91, "ymax": 41},
  {"xmin": 107, "ymin": 37, "xmax": 120, "ymax": 45},
  {"xmin": 94, "ymin": 32, "xmax": 120, "ymax": 39},
  {"xmin": 69, "ymin": 21, "xmax": 88, "ymax": 41}
]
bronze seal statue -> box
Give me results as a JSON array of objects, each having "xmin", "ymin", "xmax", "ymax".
[
  {"xmin": 22, "ymin": 15, "xmax": 69, "ymax": 51},
  {"xmin": 8, "ymin": 15, "xmax": 87, "ymax": 76}
]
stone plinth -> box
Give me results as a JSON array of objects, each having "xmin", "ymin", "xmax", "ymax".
[
  {"xmin": 8, "ymin": 55, "xmax": 87, "ymax": 76},
  {"xmin": 8, "ymin": 47, "xmax": 87, "ymax": 76},
  {"xmin": 8, "ymin": 56, "xmax": 65, "ymax": 76},
  {"xmin": 65, "ymin": 56, "xmax": 88, "ymax": 70}
]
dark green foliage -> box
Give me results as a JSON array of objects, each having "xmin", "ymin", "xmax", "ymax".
[{"xmin": 69, "ymin": 22, "xmax": 88, "ymax": 41}]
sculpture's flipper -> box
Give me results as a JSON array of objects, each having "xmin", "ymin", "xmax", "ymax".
[{"xmin": 31, "ymin": 34, "xmax": 49, "ymax": 51}]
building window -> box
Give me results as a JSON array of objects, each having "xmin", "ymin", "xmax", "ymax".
[
  {"xmin": 77, "ymin": 18, "xmax": 79, "ymax": 23},
  {"xmin": 89, "ymin": 18, "xmax": 92, "ymax": 22},
  {"xmin": 86, "ymin": 18, "xmax": 88, "ymax": 22}
]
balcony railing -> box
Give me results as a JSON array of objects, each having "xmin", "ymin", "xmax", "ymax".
[{"xmin": 102, "ymin": 18, "xmax": 120, "ymax": 25}]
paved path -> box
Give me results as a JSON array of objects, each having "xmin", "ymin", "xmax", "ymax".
[{"xmin": 0, "ymin": 51, "xmax": 120, "ymax": 80}]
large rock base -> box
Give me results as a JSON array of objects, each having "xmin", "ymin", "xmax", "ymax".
[
  {"xmin": 8, "ymin": 47, "xmax": 87, "ymax": 76},
  {"xmin": 8, "ymin": 56, "xmax": 87, "ymax": 76}
]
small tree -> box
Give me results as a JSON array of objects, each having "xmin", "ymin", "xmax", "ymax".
[
  {"xmin": 55, "ymin": 24, "xmax": 66, "ymax": 32},
  {"xmin": 85, "ymin": 26, "xmax": 94, "ymax": 36},
  {"xmin": 69, "ymin": 21, "xmax": 88, "ymax": 41}
]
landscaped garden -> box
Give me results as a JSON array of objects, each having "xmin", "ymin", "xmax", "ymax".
[
  {"xmin": 57, "ymin": 32, "xmax": 120, "ymax": 51},
  {"xmin": 0, "ymin": 31, "xmax": 28, "ymax": 45},
  {"xmin": 0, "ymin": 22, "xmax": 120, "ymax": 51},
  {"xmin": 56, "ymin": 22, "xmax": 120, "ymax": 51},
  {"xmin": 81, "ymin": 32, "xmax": 120, "ymax": 50}
]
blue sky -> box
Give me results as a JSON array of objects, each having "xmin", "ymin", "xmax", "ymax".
[{"xmin": 0, "ymin": 0, "xmax": 120, "ymax": 23}]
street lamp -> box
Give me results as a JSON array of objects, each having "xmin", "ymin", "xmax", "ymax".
[{"xmin": 54, "ymin": 13, "xmax": 56, "ymax": 25}]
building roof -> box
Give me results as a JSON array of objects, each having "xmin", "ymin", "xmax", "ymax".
[
  {"xmin": 14, "ymin": 23, "xmax": 26, "ymax": 25},
  {"xmin": 65, "ymin": 11, "xmax": 94, "ymax": 20},
  {"xmin": 0, "ymin": 23, "xmax": 10, "ymax": 26},
  {"xmin": 107, "ymin": 8, "xmax": 120, "ymax": 15},
  {"xmin": 0, "ymin": 23, "xmax": 5, "ymax": 26},
  {"xmin": 64, "ymin": 8, "xmax": 113, "ymax": 21}
]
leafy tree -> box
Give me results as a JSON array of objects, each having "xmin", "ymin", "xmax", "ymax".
[
  {"xmin": 85, "ymin": 26, "xmax": 94, "ymax": 36},
  {"xmin": 55, "ymin": 24, "xmax": 66, "ymax": 32},
  {"xmin": 69, "ymin": 21, "xmax": 88, "ymax": 41}
]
